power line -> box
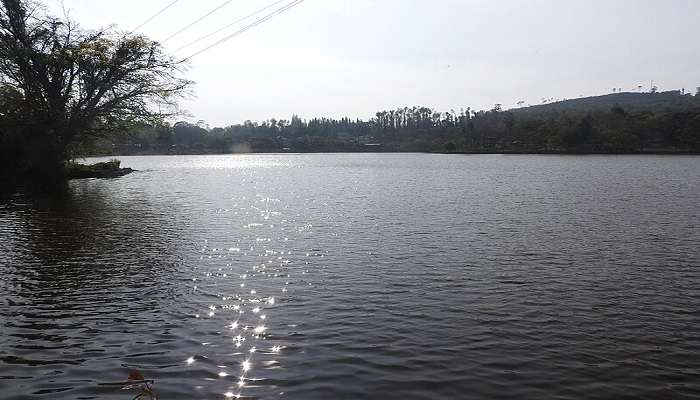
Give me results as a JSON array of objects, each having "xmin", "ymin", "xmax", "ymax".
[
  {"xmin": 133, "ymin": 0, "xmax": 179, "ymax": 32},
  {"xmin": 183, "ymin": 0, "xmax": 305, "ymax": 61},
  {"xmin": 161, "ymin": 0, "xmax": 234, "ymax": 43},
  {"xmin": 174, "ymin": 0, "xmax": 289, "ymax": 53}
]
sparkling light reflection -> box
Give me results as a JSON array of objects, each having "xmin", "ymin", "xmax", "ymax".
[{"xmin": 179, "ymin": 180, "xmax": 325, "ymax": 400}]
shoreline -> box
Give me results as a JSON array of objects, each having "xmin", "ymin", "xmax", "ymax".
[
  {"xmin": 86, "ymin": 150, "xmax": 700, "ymax": 157},
  {"xmin": 65, "ymin": 159, "xmax": 136, "ymax": 180}
]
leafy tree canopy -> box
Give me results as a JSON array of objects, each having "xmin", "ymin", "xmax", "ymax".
[{"xmin": 0, "ymin": 0, "xmax": 191, "ymax": 177}]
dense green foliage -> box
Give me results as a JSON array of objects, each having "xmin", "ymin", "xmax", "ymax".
[
  {"xmin": 0, "ymin": 0, "xmax": 189, "ymax": 181},
  {"xmin": 107, "ymin": 91, "xmax": 700, "ymax": 155}
]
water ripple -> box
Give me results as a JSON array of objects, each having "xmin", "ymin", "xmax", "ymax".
[{"xmin": 1, "ymin": 154, "xmax": 699, "ymax": 399}]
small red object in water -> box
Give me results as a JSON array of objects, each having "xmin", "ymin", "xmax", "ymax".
[
  {"xmin": 128, "ymin": 370, "xmax": 145, "ymax": 381},
  {"xmin": 124, "ymin": 369, "xmax": 157, "ymax": 399}
]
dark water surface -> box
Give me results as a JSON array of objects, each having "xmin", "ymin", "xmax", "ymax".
[{"xmin": 1, "ymin": 154, "xmax": 699, "ymax": 399}]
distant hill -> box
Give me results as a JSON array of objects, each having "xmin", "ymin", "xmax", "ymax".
[
  {"xmin": 86, "ymin": 90, "xmax": 700, "ymax": 157},
  {"xmin": 511, "ymin": 91, "xmax": 700, "ymax": 115}
]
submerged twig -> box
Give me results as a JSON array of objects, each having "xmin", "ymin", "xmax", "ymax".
[{"xmin": 122, "ymin": 370, "xmax": 157, "ymax": 400}]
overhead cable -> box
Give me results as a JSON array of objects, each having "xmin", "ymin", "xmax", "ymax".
[
  {"xmin": 161, "ymin": 0, "xmax": 234, "ymax": 43},
  {"xmin": 133, "ymin": 0, "xmax": 179, "ymax": 32},
  {"xmin": 175, "ymin": 0, "xmax": 289, "ymax": 53},
  {"xmin": 183, "ymin": 0, "xmax": 305, "ymax": 60}
]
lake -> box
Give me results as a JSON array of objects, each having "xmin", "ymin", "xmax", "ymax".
[{"xmin": 1, "ymin": 154, "xmax": 699, "ymax": 399}]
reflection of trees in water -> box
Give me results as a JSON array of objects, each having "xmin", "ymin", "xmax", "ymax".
[
  {"xmin": 1, "ymin": 182, "xmax": 188, "ymax": 360},
  {"xmin": 17, "ymin": 182, "xmax": 186, "ymax": 297}
]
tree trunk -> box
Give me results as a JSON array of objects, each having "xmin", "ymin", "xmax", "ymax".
[{"xmin": 20, "ymin": 129, "xmax": 68, "ymax": 181}]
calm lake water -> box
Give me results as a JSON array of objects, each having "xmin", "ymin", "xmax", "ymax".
[{"xmin": 1, "ymin": 154, "xmax": 699, "ymax": 399}]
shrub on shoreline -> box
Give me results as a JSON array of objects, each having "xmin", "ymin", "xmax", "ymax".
[{"xmin": 65, "ymin": 159, "xmax": 133, "ymax": 179}]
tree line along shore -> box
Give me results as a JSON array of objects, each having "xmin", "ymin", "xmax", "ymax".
[
  {"xmin": 1, "ymin": 0, "xmax": 699, "ymax": 186},
  {"xmin": 99, "ymin": 91, "xmax": 700, "ymax": 156}
]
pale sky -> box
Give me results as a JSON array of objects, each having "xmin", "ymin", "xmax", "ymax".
[{"xmin": 47, "ymin": 0, "xmax": 700, "ymax": 127}]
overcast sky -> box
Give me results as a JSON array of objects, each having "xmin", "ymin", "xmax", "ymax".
[{"xmin": 47, "ymin": 0, "xmax": 700, "ymax": 127}]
